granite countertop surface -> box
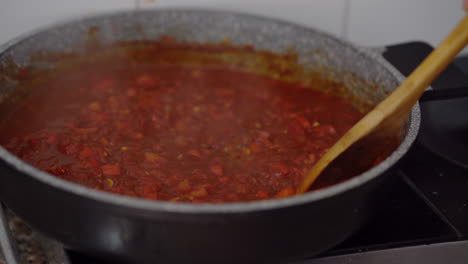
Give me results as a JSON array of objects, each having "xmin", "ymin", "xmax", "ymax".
[{"xmin": 1, "ymin": 211, "xmax": 47, "ymax": 264}]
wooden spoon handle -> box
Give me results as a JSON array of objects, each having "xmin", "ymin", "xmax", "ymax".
[
  {"xmin": 378, "ymin": 14, "xmax": 468, "ymax": 118},
  {"xmin": 297, "ymin": 15, "xmax": 468, "ymax": 194}
]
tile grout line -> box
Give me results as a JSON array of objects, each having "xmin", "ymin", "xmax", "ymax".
[
  {"xmin": 341, "ymin": 0, "xmax": 351, "ymax": 41},
  {"xmin": 135, "ymin": 0, "xmax": 142, "ymax": 9}
]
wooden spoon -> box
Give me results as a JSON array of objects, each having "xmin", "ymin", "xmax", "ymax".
[{"xmin": 297, "ymin": 15, "xmax": 468, "ymax": 194}]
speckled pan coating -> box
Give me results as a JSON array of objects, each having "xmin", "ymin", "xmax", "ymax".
[
  {"xmin": 0, "ymin": 9, "xmax": 421, "ymax": 264},
  {"xmin": 0, "ymin": 9, "xmax": 419, "ymax": 212}
]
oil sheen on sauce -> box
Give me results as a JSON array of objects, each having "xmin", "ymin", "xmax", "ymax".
[{"xmin": 0, "ymin": 41, "xmax": 374, "ymax": 203}]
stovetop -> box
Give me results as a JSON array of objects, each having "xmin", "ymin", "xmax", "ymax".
[
  {"xmin": 308, "ymin": 144, "xmax": 468, "ymax": 264},
  {"xmin": 1, "ymin": 42, "xmax": 468, "ymax": 264},
  {"xmin": 304, "ymin": 42, "xmax": 468, "ymax": 263}
]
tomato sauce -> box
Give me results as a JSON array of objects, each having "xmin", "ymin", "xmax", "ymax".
[{"xmin": 0, "ymin": 41, "xmax": 372, "ymax": 203}]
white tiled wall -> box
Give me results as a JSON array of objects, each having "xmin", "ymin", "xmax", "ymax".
[
  {"xmin": 0, "ymin": 0, "xmax": 466, "ymax": 54},
  {"xmin": 347, "ymin": 0, "xmax": 467, "ymax": 51}
]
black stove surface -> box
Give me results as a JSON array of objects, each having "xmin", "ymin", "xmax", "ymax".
[
  {"xmin": 62, "ymin": 42, "xmax": 468, "ymax": 263},
  {"xmin": 311, "ymin": 144, "xmax": 468, "ymax": 263}
]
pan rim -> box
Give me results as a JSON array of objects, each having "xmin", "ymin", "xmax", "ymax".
[{"xmin": 0, "ymin": 8, "xmax": 420, "ymax": 214}]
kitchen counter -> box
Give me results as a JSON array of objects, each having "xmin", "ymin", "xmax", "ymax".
[{"xmin": 1, "ymin": 210, "xmax": 47, "ymax": 264}]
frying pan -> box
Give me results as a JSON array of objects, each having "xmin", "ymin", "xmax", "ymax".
[{"xmin": 0, "ymin": 10, "xmax": 420, "ymax": 264}]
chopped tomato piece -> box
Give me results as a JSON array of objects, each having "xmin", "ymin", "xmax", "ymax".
[
  {"xmin": 79, "ymin": 147, "xmax": 95, "ymax": 159},
  {"xmin": 295, "ymin": 116, "xmax": 311, "ymax": 129},
  {"xmin": 210, "ymin": 165, "xmax": 224, "ymax": 176},
  {"xmin": 256, "ymin": 190, "xmax": 269, "ymax": 199},
  {"xmin": 218, "ymin": 176, "xmax": 230, "ymax": 183},
  {"xmin": 64, "ymin": 144, "xmax": 79, "ymax": 155},
  {"xmin": 190, "ymin": 187, "xmax": 208, "ymax": 198},
  {"xmin": 101, "ymin": 165, "xmax": 121, "ymax": 176},
  {"xmin": 46, "ymin": 134, "xmax": 57, "ymax": 144},
  {"xmin": 176, "ymin": 179, "xmax": 192, "ymax": 192},
  {"xmin": 187, "ymin": 149, "xmax": 202, "ymax": 158},
  {"xmin": 136, "ymin": 74, "xmax": 157, "ymax": 86},
  {"xmin": 249, "ymin": 143, "xmax": 261, "ymax": 153},
  {"xmin": 144, "ymin": 152, "xmax": 166, "ymax": 163}
]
